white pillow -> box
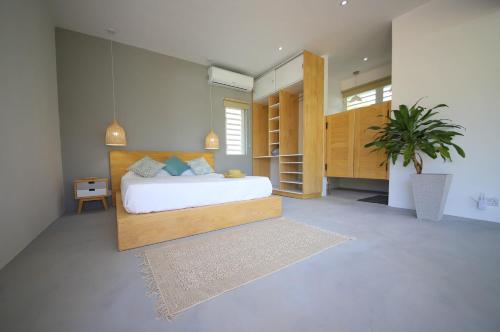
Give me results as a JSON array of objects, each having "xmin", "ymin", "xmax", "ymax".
[
  {"xmin": 155, "ymin": 169, "xmax": 172, "ymax": 177},
  {"xmin": 128, "ymin": 156, "xmax": 165, "ymax": 178},
  {"xmin": 187, "ymin": 157, "xmax": 214, "ymax": 175},
  {"xmin": 181, "ymin": 169, "xmax": 195, "ymax": 176}
]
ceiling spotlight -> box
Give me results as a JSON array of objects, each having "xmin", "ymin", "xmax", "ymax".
[
  {"xmin": 278, "ymin": 46, "xmax": 283, "ymax": 51},
  {"xmin": 340, "ymin": 0, "xmax": 348, "ymax": 6},
  {"xmin": 363, "ymin": 57, "xmax": 368, "ymax": 61}
]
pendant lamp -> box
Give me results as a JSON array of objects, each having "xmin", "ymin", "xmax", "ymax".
[
  {"xmin": 350, "ymin": 70, "xmax": 362, "ymax": 103},
  {"xmin": 105, "ymin": 32, "xmax": 127, "ymax": 146},
  {"xmin": 204, "ymin": 84, "xmax": 220, "ymax": 149}
]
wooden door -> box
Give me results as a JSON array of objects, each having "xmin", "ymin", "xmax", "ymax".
[
  {"xmin": 325, "ymin": 111, "xmax": 355, "ymax": 177},
  {"xmin": 353, "ymin": 101, "xmax": 390, "ymax": 180},
  {"xmin": 252, "ymin": 103, "xmax": 270, "ymax": 177}
]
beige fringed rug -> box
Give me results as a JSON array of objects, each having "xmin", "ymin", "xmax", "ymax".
[{"xmin": 138, "ymin": 217, "xmax": 351, "ymax": 319}]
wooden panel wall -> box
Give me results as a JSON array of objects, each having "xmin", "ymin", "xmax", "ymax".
[
  {"xmin": 302, "ymin": 51, "xmax": 324, "ymax": 194},
  {"xmin": 252, "ymin": 103, "xmax": 268, "ymax": 157},
  {"xmin": 252, "ymin": 103, "xmax": 270, "ymax": 176},
  {"xmin": 279, "ymin": 90, "xmax": 299, "ymax": 155}
]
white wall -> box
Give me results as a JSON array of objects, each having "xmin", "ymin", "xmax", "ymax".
[
  {"xmin": 0, "ymin": 0, "xmax": 65, "ymax": 268},
  {"xmin": 340, "ymin": 64, "xmax": 392, "ymax": 92},
  {"xmin": 390, "ymin": 0, "xmax": 500, "ymax": 222}
]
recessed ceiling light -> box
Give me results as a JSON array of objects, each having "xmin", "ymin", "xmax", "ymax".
[
  {"xmin": 278, "ymin": 46, "xmax": 283, "ymax": 51},
  {"xmin": 340, "ymin": 0, "xmax": 348, "ymax": 6},
  {"xmin": 363, "ymin": 57, "xmax": 368, "ymax": 61}
]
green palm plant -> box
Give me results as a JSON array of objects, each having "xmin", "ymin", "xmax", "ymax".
[{"xmin": 365, "ymin": 100, "xmax": 465, "ymax": 174}]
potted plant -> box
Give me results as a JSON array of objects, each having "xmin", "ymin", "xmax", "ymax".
[{"xmin": 365, "ymin": 100, "xmax": 465, "ymax": 221}]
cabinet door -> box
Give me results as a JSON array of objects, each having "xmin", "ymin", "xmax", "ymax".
[
  {"xmin": 253, "ymin": 70, "xmax": 275, "ymax": 101},
  {"xmin": 325, "ymin": 111, "xmax": 355, "ymax": 177},
  {"xmin": 275, "ymin": 54, "xmax": 304, "ymax": 91},
  {"xmin": 353, "ymin": 102, "xmax": 390, "ymax": 180}
]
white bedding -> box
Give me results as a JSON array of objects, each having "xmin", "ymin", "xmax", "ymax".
[{"xmin": 121, "ymin": 171, "xmax": 273, "ymax": 214}]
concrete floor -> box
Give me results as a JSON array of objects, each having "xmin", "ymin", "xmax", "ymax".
[{"xmin": 1, "ymin": 192, "xmax": 500, "ymax": 332}]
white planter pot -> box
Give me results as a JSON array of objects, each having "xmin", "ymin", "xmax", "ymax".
[{"xmin": 410, "ymin": 174, "xmax": 453, "ymax": 221}]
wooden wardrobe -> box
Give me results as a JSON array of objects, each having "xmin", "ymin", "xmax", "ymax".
[
  {"xmin": 325, "ymin": 101, "xmax": 390, "ymax": 180},
  {"xmin": 252, "ymin": 51, "xmax": 324, "ymax": 199}
]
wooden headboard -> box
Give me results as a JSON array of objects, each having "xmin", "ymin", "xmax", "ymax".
[{"xmin": 109, "ymin": 150, "xmax": 215, "ymax": 205}]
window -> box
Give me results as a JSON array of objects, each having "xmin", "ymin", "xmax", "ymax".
[
  {"xmin": 383, "ymin": 84, "xmax": 392, "ymax": 102},
  {"xmin": 343, "ymin": 77, "xmax": 392, "ymax": 111},
  {"xmin": 346, "ymin": 89, "xmax": 377, "ymax": 110},
  {"xmin": 225, "ymin": 107, "xmax": 246, "ymax": 155}
]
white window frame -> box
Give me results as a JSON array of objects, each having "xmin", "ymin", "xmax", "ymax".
[
  {"xmin": 224, "ymin": 107, "xmax": 247, "ymax": 156},
  {"xmin": 343, "ymin": 79, "xmax": 392, "ymax": 111}
]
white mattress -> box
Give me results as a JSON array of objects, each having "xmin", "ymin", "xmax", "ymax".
[{"xmin": 121, "ymin": 171, "xmax": 273, "ymax": 214}]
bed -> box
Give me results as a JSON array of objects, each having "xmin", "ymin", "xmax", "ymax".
[{"xmin": 110, "ymin": 150, "xmax": 282, "ymax": 251}]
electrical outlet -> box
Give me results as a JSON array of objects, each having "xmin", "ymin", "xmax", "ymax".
[{"xmin": 487, "ymin": 197, "xmax": 499, "ymax": 207}]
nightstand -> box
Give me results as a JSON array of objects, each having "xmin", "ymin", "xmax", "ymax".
[{"xmin": 73, "ymin": 178, "xmax": 109, "ymax": 214}]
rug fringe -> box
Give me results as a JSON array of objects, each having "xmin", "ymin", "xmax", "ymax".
[{"xmin": 137, "ymin": 252, "xmax": 172, "ymax": 320}]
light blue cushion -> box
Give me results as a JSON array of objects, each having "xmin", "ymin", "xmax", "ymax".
[
  {"xmin": 163, "ymin": 156, "xmax": 190, "ymax": 176},
  {"xmin": 128, "ymin": 156, "xmax": 165, "ymax": 178},
  {"xmin": 187, "ymin": 157, "xmax": 214, "ymax": 175}
]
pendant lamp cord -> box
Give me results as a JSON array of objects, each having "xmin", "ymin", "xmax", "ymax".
[
  {"xmin": 209, "ymin": 84, "xmax": 213, "ymax": 129},
  {"xmin": 110, "ymin": 40, "xmax": 117, "ymax": 121}
]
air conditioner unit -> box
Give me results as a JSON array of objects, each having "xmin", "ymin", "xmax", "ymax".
[{"xmin": 208, "ymin": 66, "xmax": 254, "ymax": 92}]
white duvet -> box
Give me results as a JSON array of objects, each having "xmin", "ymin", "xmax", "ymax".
[{"xmin": 121, "ymin": 171, "xmax": 272, "ymax": 214}]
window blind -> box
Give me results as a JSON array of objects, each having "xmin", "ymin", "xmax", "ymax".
[{"xmin": 225, "ymin": 107, "xmax": 246, "ymax": 155}]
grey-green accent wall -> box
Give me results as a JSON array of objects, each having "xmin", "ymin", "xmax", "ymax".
[
  {"xmin": 0, "ymin": 0, "xmax": 64, "ymax": 269},
  {"xmin": 55, "ymin": 29, "xmax": 253, "ymax": 211}
]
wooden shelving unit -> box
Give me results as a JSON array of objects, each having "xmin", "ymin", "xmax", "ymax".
[{"xmin": 252, "ymin": 51, "xmax": 324, "ymax": 199}]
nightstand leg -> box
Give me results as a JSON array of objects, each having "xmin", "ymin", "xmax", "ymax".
[
  {"xmin": 77, "ymin": 200, "xmax": 84, "ymax": 214},
  {"xmin": 102, "ymin": 197, "xmax": 108, "ymax": 210}
]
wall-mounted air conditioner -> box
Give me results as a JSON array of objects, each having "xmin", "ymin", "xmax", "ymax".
[{"xmin": 208, "ymin": 66, "xmax": 254, "ymax": 92}]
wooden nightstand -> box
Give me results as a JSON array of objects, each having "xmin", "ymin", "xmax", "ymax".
[{"xmin": 73, "ymin": 178, "xmax": 109, "ymax": 214}]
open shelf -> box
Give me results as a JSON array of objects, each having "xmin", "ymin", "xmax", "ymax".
[
  {"xmin": 280, "ymin": 180, "xmax": 303, "ymax": 185},
  {"xmin": 269, "ymin": 129, "xmax": 279, "ymax": 133},
  {"xmin": 253, "ymin": 155, "xmax": 278, "ymax": 159},
  {"xmin": 273, "ymin": 188, "xmax": 303, "ymax": 195},
  {"xmin": 269, "ymin": 116, "xmax": 280, "ymax": 121},
  {"xmin": 280, "ymin": 153, "xmax": 303, "ymax": 157},
  {"xmin": 280, "ymin": 161, "xmax": 302, "ymax": 164},
  {"xmin": 269, "ymin": 103, "xmax": 280, "ymax": 109},
  {"xmin": 280, "ymin": 171, "xmax": 303, "ymax": 174}
]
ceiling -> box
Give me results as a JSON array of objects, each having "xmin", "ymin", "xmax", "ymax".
[{"xmin": 48, "ymin": 0, "xmax": 430, "ymax": 78}]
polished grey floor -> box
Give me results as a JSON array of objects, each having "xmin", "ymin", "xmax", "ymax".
[{"xmin": 1, "ymin": 191, "xmax": 500, "ymax": 332}]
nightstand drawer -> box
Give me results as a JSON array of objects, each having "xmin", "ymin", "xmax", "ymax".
[
  {"xmin": 76, "ymin": 188, "xmax": 107, "ymax": 198},
  {"xmin": 76, "ymin": 181, "xmax": 107, "ymax": 190}
]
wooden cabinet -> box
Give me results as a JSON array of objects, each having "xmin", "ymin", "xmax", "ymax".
[
  {"xmin": 325, "ymin": 111, "xmax": 355, "ymax": 177},
  {"xmin": 73, "ymin": 177, "xmax": 109, "ymax": 214},
  {"xmin": 252, "ymin": 51, "xmax": 324, "ymax": 199},
  {"xmin": 325, "ymin": 101, "xmax": 390, "ymax": 180},
  {"xmin": 275, "ymin": 54, "xmax": 303, "ymax": 91},
  {"xmin": 354, "ymin": 102, "xmax": 390, "ymax": 179},
  {"xmin": 254, "ymin": 71, "xmax": 275, "ymax": 101}
]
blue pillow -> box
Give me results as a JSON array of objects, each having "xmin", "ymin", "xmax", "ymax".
[{"xmin": 163, "ymin": 156, "xmax": 190, "ymax": 176}]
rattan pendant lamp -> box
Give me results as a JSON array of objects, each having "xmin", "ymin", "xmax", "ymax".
[
  {"xmin": 204, "ymin": 84, "xmax": 220, "ymax": 149},
  {"xmin": 349, "ymin": 70, "xmax": 362, "ymax": 103},
  {"xmin": 105, "ymin": 29, "xmax": 127, "ymax": 146}
]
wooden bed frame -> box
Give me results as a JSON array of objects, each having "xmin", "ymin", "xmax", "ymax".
[{"xmin": 110, "ymin": 150, "xmax": 282, "ymax": 251}]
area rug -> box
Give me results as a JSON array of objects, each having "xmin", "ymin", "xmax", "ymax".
[{"xmin": 138, "ymin": 217, "xmax": 351, "ymax": 319}]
